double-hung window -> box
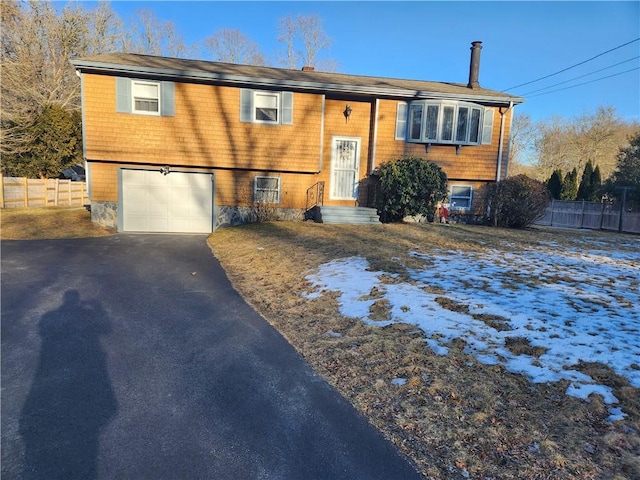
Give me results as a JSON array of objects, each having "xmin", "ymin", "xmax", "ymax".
[
  {"xmin": 132, "ymin": 81, "xmax": 160, "ymax": 115},
  {"xmin": 241, "ymin": 89, "xmax": 293, "ymax": 125},
  {"xmin": 254, "ymin": 176, "xmax": 281, "ymax": 204},
  {"xmin": 254, "ymin": 91, "xmax": 280, "ymax": 123},
  {"xmin": 396, "ymin": 100, "xmax": 493, "ymax": 146}
]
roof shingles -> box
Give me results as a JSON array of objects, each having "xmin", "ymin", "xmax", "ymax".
[{"xmin": 71, "ymin": 52, "xmax": 523, "ymax": 104}]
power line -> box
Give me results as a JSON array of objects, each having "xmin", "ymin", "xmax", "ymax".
[
  {"xmin": 502, "ymin": 38, "xmax": 640, "ymax": 92},
  {"xmin": 520, "ymin": 56, "xmax": 640, "ymax": 96},
  {"xmin": 525, "ymin": 67, "xmax": 639, "ymax": 98}
]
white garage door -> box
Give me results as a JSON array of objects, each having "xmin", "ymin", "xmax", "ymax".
[{"xmin": 121, "ymin": 169, "xmax": 213, "ymax": 233}]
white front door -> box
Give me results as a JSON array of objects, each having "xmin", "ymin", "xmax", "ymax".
[{"xmin": 330, "ymin": 136, "xmax": 361, "ymax": 200}]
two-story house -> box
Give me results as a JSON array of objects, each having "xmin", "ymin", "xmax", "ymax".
[{"xmin": 71, "ymin": 41, "xmax": 523, "ymax": 233}]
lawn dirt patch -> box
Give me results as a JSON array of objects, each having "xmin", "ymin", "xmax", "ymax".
[
  {"xmin": 1, "ymin": 207, "xmax": 113, "ymax": 240},
  {"xmin": 208, "ymin": 222, "xmax": 640, "ymax": 480}
]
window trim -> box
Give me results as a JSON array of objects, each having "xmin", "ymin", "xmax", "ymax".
[
  {"xmin": 253, "ymin": 91, "xmax": 281, "ymax": 125},
  {"xmin": 241, "ymin": 89, "xmax": 293, "ymax": 125},
  {"xmin": 449, "ymin": 184, "xmax": 473, "ymax": 211},
  {"xmin": 131, "ymin": 80, "xmax": 161, "ymax": 116},
  {"xmin": 254, "ymin": 175, "xmax": 281, "ymax": 204},
  {"xmin": 395, "ymin": 102, "xmax": 407, "ymax": 140}
]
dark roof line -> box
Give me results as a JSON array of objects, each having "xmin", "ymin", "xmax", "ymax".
[{"xmin": 71, "ymin": 52, "xmax": 524, "ymax": 105}]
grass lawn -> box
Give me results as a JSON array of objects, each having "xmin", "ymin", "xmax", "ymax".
[
  {"xmin": 208, "ymin": 221, "xmax": 640, "ymax": 480},
  {"xmin": 3, "ymin": 208, "xmax": 638, "ymax": 479},
  {"xmin": 1, "ymin": 207, "xmax": 113, "ymax": 240}
]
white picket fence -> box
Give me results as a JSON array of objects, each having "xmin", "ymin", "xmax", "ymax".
[{"xmin": 1, "ymin": 177, "xmax": 88, "ymax": 209}]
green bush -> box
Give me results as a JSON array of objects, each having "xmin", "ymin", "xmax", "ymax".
[
  {"xmin": 480, "ymin": 175, "xmax": 551, "ymax": 228},
  {"xmin": 375, "ymin": 156, "xmax": 447, "ymax": 223},
  {"xmin": 2, "ymin": 104, "xmax": 82, "ymax": 178}
]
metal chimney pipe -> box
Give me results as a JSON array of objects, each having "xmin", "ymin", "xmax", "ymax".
[{"xmin": 468, "ymin": 41, "xmax": 482, "ymax": 89}]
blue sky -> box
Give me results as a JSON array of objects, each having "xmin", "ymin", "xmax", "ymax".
[{"xmin": 101, "ymin": 1, "xmax": 639, "ymax": 123}]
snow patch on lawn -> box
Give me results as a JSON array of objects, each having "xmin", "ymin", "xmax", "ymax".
[{"xmin": 303, "ymin": 238, "xmax": 640, "ymax": 422}]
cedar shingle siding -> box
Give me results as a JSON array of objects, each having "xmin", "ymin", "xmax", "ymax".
[{"xmin": 73, "ymin": 52, "xmax": 522, "ymax": 227}]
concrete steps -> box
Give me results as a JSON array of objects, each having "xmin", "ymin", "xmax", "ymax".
[{"xmin": 316, "ymin": 206, "xmax": 381, "ymax": 225}]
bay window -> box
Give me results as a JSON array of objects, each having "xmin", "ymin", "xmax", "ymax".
[{"xmin": 396, "ymin": 100, "xmax": 493, "ymax": 146}]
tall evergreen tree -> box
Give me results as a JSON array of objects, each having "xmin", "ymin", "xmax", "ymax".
[
  {"xmin": 605, "ymin": 131, "xmax": 640, "ymax": 209},
  {"xmin": 546, "ymin": 169, "xmax": 563, "ymax": 199},
  {"xmin": 577, "ymin": 160, "xmax": 594, "ymax": 200},
  {"xmin": 591, "ymin": 165, "xmax": 602, "ymax": 201},
  {"xmin": 561, "ymin": 168, "xmax": 578, "ymax": 200}
]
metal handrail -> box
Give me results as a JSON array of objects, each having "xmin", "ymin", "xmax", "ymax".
[{"xmin": 306, "ymin": 181, "xmax": 325, "ymax": 211}]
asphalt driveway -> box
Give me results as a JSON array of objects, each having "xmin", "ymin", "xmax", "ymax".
[{"xmin": 1, "ymin": 235, "xmax": 423, "ymax": 479}]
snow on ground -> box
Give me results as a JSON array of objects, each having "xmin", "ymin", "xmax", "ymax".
[{"xmin": 303, "ymin": 236, "xmax": 640, "ymax": 421}]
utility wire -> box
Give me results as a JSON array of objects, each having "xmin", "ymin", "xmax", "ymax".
[
  {"xmin": 525, "ymin": 67, "xmax": 639, "ymax": 98},
  {"xmin": 502, "ymin": 38, "xmax": 640, "ymax": 92},
  {"xmin": 520, "ymin": 56, "xmax": 640, "ymax": 96}
]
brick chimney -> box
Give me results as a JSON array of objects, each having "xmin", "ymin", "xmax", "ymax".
[
  {"xmin": 467, "ymin": 41, "xmax": 482, "ymax": 89},
  {"xmin": 302, "ymin": 66, "xmax": 315, "ymax": 72}
]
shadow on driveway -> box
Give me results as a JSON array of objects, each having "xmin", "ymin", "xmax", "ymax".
[{"xmin": 19, "ymin": 290, "xmax": 118, "ymax": 479}]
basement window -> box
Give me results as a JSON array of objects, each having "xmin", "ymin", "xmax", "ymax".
[
  {"xmin": 449, "ymin": 185, "xmax": 473, "ymax": 211},
  {"xmin": 254, "ymin": 176, "xmax": 281, "ymax": 204}
]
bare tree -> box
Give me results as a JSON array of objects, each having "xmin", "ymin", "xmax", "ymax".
[
  {"xmin": 1, "ymin": 0, "xmax": 202, "ymax": 173},
  {"xmin": 203, "ymin": 29, "xmax": 265, "ymax": 65},
  {"xmin": 122, "ymin": 9, "xmax": 192, "ymax": 58},
  {"xmin": 277, "ymin": 14, "xmax": 334, "ymax": 70},
  {"xmin": 1, "ymin": 1, "xmax": 187, "ymax": 167},
  {"xmin": 1, "ymin": 0, "xmax": 91, "ymax": 158},
  {"xmin": 507, "ymin": 113, "xmax": 537, "ymax": 178},
  {"xmin": 532, "ymin": 116, "xmax": 575, "ymax": 180},
  {"xmin": 277, "ymin": 16, "xmax": 298, "ymax": 69},
  {"xmin": 297, "ymin": 14, "xmax": 331, "ymax": 68},
  {"xmin": 85, "ymin": 1, "xmax": 123, "ymax": 55},
  {"xmin": 568, "ymin": 106, "xmax": 636, "ymax": 179},
  {"xmin": 530, "ymin": 107, "xmax": 638, "ymax": 181}
]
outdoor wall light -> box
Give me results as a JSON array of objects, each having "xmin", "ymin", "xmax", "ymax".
[
  {"xmin": 160, "ymin": 165, "xmax": 171, "ymax": 175},
  {"xmin": 343, "ymin": 104, "xmax": 352, "ymax": 122}
]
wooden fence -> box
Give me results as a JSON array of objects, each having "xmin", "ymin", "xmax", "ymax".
[
  {"xmin": 1, "ymin": 177, "xmax": 88, "ymax": 209},
  {"xmin": 535, "ymin": 199, "xmax": 640, "ymax": 234}
]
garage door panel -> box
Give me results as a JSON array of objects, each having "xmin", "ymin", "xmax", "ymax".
[
  {"xmin": 121, "ymin": 169, "xmax": 213, "ymax": 233},
  {"xmin": 167, "ymin": 218, "xmax": 191, "ymax": 231},
  {"xmin": 146, "ymin": 171, "xmax": 169, "ymax": 186},
  {"xmin": 147, "ymin": 217, "xmax": 169, "ymax": 231},
  {"xmin": 124, "ymin": 187, "xmax": 146, "ymax": 203},
  {"xmin": 167, "ymin": 202, "xmax": 192, "ymax": 217},
  {"xmin": 148, "ymin": 206, "xmax": 168, "ymax": 219},
  {"xmin": 124, "ymin": 216, "xmax": 149, "ymax": 232}
]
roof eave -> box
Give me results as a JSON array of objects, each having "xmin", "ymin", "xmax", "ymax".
[{"xmin": 70, "ymin": 59, "xmax": 525, "ymax": 105}]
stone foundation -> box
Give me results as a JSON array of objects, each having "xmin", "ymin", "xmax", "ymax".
[
  {"xmin": 448, "ymin": 212, "xmax": 487, "ymax": 225},
  {"xmin": 215, "ymin": 206, "xmax": 304, "ymax": 230},
  {"xmin": 91, "ymin": 201, "xmax": 118, "ymax": 230}
]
